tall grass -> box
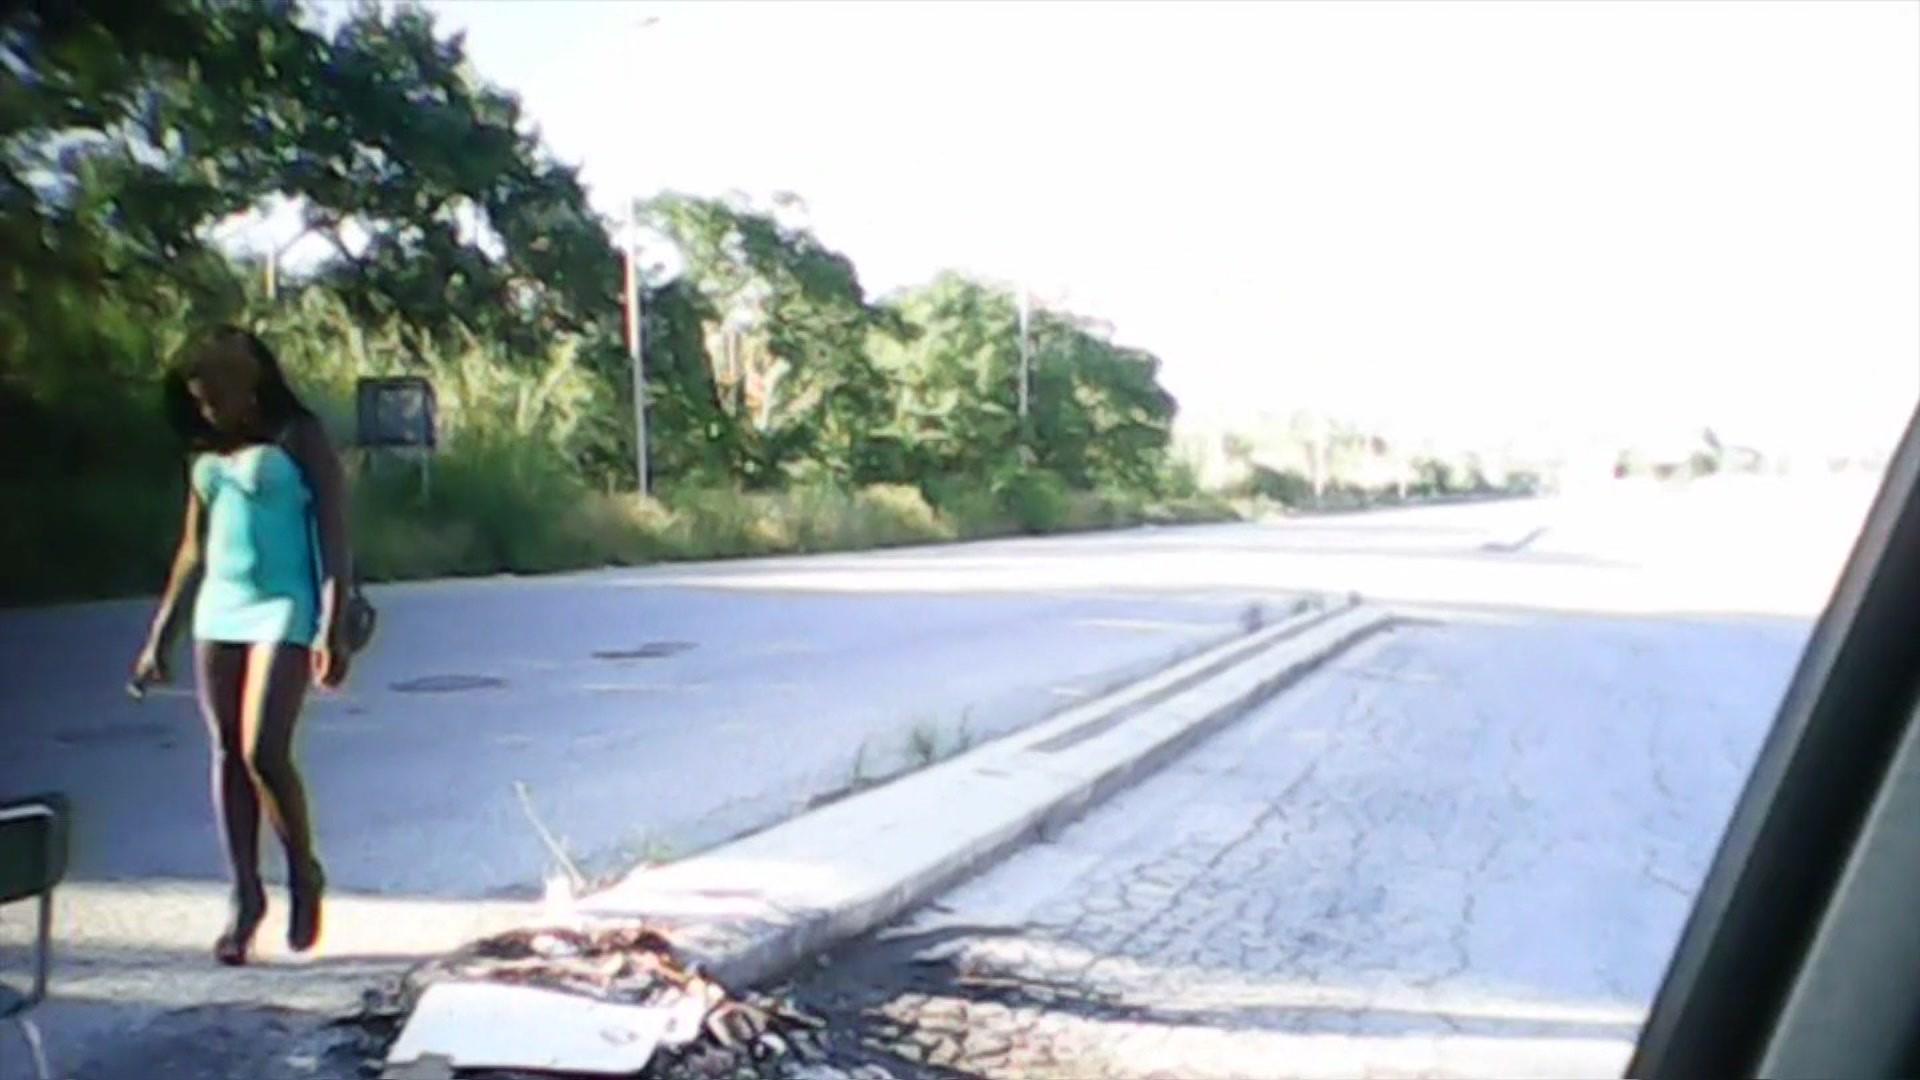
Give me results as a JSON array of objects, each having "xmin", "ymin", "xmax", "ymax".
[
  {"xmin": 2, "ymin": 290, "xmax": 1237, "ymax": 605},
  {"xmin": 350, "ymin": 469, "xmax": 1231, "ymax": 588}
]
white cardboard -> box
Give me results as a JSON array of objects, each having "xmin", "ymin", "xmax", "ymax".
[{"xmin": 385, "ymin": 981, "xmax": 671, "ymax": 1075}]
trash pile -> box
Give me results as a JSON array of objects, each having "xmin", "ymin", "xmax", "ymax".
[{"xmin": 339, "ymin": 923, "xmax": 833, "ymax": 1079}]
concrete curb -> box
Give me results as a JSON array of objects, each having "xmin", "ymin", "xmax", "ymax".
[{"xmin": 572, "ymin": 598, "xmax": 1394, "ymax": 991}]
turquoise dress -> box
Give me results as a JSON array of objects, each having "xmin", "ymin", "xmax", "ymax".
[{"xmin": 191, "ymin": 443, "xmax": 321, "ymax": 647}]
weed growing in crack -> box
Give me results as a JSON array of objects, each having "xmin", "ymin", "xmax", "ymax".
[
  {"xmin": 1242, "ymin": 601, "xmax": 1267, "ymax": 633},
  {"xmin": 849, "ymin": 739, "xmax": 873, "ymax": 788},
  {"xmin": 953, "ymin": 710, "xmax": 976, "ymax": 755},
  {"xmin": 625, "ymin": 833, "xmax": 677, "ymax": 867},
  {"xmin": 906, "ymin": 720, "xmax": 943, "ymax": 767}
]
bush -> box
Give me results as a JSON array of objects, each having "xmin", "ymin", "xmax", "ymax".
[
  {"xmin": 1242, "ymin": 465, "xmax": 1315, "ymax": 508},
  {"xmin": 1161, "ymin": 458, "xmax": 1204, "ymax": 500},
  {"xmin": 5, "ymin": 344, "xmax": 1230, "ymax": 603},
  {"xmin": 993, "ymin": 468, "xmax": 1072, "ymax": 534},
  {"xmin": 853, "ymin": 484, "xmax": 956, "ymax": 546},
  {"xmin": 766, "ymin": 484, "xmax": 952, "ymax": 553},
  {"xmin": 1504, "ymin": 470, "xmax": 1545, "ymax": 495},
  {"xmin": 0, "ymin": 355, "xmax": 188, "ymax": 603},
  {"xmin": 5, "ymin": 236, "xmax": 1220, "ymax": 603},
  {"xmin": 559, "ymin": 495, "xmax": 683, "ymax": 563},
  {"xmin": 662, "ymin": 487, "xmax": 788, "ymax": 559},
  {"xmin": 1062, "ymin": 490, "xmax": 1132, "ymax": 531},
  {"xmin": 6, "ymin": 456, "xmax": 1241, "ymax": 603},
  {"xmin": 611, "ymin": 483, "xmax": 954, "ymax": 564},
  {"xmin": 352, "ymin": 425, "xmax": 594, "ymax": 579},
  {"xmin": 355, "ymin": 512, "xmax": 487, "ymax": 581},
  {"xmin": 923, "ymin": 476, "xmax": 1014, "ymax": 540},
  {"xmin": 0, "ymin": 470, "xmax": 180, "ymax": 603},
  {"xmin": 1168, "ymin": 493, "xmax": 1239, "ymax": 524}
]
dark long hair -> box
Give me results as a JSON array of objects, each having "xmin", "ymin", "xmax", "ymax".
[{"xmin": 163, "ymin": 327, "xmax": 314, "ymax": 453}]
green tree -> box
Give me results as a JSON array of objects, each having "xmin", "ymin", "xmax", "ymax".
[
  {"xmin": 870, "ymin": 274, "xmax": 1024, "ymax": 482},
  {"xmin": 1, "ymin": 0, "xmax": 667, "ymax": 482},
  {"xmin": 641, "ymin": 192, "xmax": 906, "ymax": 486},
  {"xmin": 874, "ymin": 274, "xmax": 1179, "ymax": 493}
]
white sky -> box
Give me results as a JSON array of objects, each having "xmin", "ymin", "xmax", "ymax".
[{"xmin": 328, "ymin": 0, "xmax": 1918, "ymax": 451}]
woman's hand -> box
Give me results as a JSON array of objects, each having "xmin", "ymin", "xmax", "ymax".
[
  {"xmin": 132, "ymin": 642, "xmax": 170, "ymax": 691},
  {"xmin": 311, "ymin": 636, "xmax": 350, "ymax": 690}
]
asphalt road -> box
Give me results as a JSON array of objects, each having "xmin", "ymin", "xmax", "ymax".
[
  {"xmin": 6, "ymin": 561, "xmax": 1276, "ymax": 899},
  {"xmin": 1, "ymin": 478, "xmax": 1871, "ymax": 900}
]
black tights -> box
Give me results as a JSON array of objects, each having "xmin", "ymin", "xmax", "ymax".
[{"xmin": 195, "ymin": 642, "xmax": 321, "ymax": 907}]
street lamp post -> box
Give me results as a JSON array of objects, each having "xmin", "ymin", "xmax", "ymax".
[
  {"xmin": 1017, "ymin": 284, "xmax": 1031, "ymax": 423},
  {"xmin": 623, "ymin": 13, "xmax": 662, "ymax": 498},
  {"xmin": 625, "ymin": 200, "xmax": 648, "ymax": 497},
  {"xmin": 263, "ymin": 221, "xmax": 319, "ymax": 302}
]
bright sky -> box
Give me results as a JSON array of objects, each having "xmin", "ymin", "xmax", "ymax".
[{"xmin": 372, "ymin": 1, "xmax": 1916, "ymax": 451}]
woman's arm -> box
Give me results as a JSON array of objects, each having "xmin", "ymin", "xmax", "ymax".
[
  {"xmin": 135, "ymin": 475, "xmax": 205, "ymax": 685},
  {"xmin": 287, "ymin": 417, "xmax": 352, "ymax": 668}
]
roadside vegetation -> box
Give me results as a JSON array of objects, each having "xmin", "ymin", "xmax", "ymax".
[{"xmin": 0, "ymin": 2, "xmax": 1228, "ymax": 604}]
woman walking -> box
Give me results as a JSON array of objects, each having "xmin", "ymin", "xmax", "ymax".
[{"xmin": 132, "ymin": 327, "xmax": 350, "ymax": 965}]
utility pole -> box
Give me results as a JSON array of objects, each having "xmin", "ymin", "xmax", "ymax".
[
  {"xmin": 625, "ymin": 200, "xmax": 648, "ymax": 496},
  {"xmin": 1017, "ymin": 284, "xmax": 1031, "ymax": 422},
  {"xmin": 263, "ymin": 223, "xmax": 318, "ymax": 303},
  {"xmin": 621, "ymin": 12, "xmax": 662, "ymax": 498}
]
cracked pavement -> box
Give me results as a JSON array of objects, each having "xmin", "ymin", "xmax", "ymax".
[{"xmin": 795, "ymin": 610, "xmax": 1811, "ymax": 1078}]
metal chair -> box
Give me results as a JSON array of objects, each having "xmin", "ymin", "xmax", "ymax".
[{"xmin": 0, "ymin": 794, "xmax": 69, "ymax": 1080}]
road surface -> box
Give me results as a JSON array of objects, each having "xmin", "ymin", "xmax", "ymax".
[
  {"xmin": 796, "ymin": 607, "xmax": 1809, "ymax": 1078},
  {"xmin": 1, "ymin": 488, "xmax": 1714, "ymax": 902},
  {"xmin": 0, "ymin": 473, "xmax": 1881, "ymax": 1079},
  {"xmin": 6, "ymin": 566, "xmax": 1277, "ymax": 898}
]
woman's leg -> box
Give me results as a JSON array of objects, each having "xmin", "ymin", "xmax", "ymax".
[
  {"xmin": 195, "ymin": 642, "xmax": 264, "ymax": 963},
  {"xmin": 241, "ymin": 642, "xmax": 325, "ymax": 950}
]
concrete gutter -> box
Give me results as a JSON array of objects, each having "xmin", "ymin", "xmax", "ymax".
[{"xmin": 577, "ymin": 596, "xmax": 1395, "ymax": 990}]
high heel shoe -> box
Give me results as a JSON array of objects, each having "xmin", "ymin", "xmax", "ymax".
[
  {"xmin": 215, "ymin": 889, "xmax": 266, "ymax": 966},
  {"xmin": 288, "ymin": 857, "xmax": 326, "ymax": 953}
]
